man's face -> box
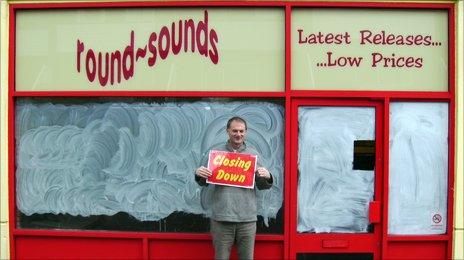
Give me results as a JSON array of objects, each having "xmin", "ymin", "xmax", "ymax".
[{"xmin": 227, "ymin": 120, "xmax": 247, "ymax": 147}]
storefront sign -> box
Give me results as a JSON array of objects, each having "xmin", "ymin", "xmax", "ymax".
[
  {"xmin": 76, "ymin": 11, "xmax": 218, "ymax": 87},
  {"xmin": 292, "ymin": 9, "xmax": 448, "ymax": 91},
  {"xmin": 206, "ymin": 150, "xmax": 257, "ymax": 189},
  {"xmin": 16, "ymin": 8, "xmax": 284, "ymax": 91}
]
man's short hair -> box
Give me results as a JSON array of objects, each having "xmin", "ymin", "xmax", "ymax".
[{"xmin": 227, "ymin": 116, "xmax": 247, "ymax": 130}]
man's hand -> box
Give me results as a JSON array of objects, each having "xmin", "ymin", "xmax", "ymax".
[
  {"xmin": 196, "ymin": 166, "xmax": 212, "ymax": 179},
  {"xmin": 256, "ymin": 167, "xmax": 271, "ymax": 179}
]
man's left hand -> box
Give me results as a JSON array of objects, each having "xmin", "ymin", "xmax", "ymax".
[{"xmin": 256, "ymin": 167, "xmax": 271, "ymax": 179}]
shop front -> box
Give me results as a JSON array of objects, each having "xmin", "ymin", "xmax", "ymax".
[{"xmin": 1, "ymin": 1, "xmax": 459, "ymax": 259}]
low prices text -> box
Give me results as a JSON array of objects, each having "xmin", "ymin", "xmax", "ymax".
[{"xmin": 297, "ymin": 29, "xmax": 444, "ymax": 69}]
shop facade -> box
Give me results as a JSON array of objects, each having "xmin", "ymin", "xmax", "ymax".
[{"xmin": 0, "ymin": 1, "xmax": 463, "ymax": 259}]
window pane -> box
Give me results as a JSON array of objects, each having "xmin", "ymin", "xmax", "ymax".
[
  {"xmin": 16, "ymin": 98, "xmax": 284, "ymax": 233},
  {"xmin": 388, "ymin": 102, "xmax": 448, "ymax": 235},
  {"xmin": 298, "ymin": 107, "xmax": 375, "ymax": 233}
]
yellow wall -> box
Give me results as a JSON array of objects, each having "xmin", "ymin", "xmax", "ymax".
[
  {"xmin": 0, "ymin": 1, "xmax": 462, "ymax": 260},
  {"xmin": 0, "ymin": 1, "xmax": 10, "ymax": 259},
  {"xmin": 454, "ymin": 1, "xmax": 463, "ymax": 259}
]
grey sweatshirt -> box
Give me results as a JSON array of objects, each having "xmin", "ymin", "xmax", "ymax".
[{"xmin": 195, "ymin": 141, "xmax": 273, "ymax": 222}]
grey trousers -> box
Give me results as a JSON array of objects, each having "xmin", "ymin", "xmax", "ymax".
[{"xmin": 210, "ymin": 219, "xmax": 257, "ymax": 260}]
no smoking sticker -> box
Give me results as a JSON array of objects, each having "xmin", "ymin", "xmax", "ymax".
[
  {"xmin": 432, "ymin": 214, "xmax": 442, "ymax": 224},
  {"xmin": 431, "ymin": 212, "xmax": 444, "ymax": 229}
]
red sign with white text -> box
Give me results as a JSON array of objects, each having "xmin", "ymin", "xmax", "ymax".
[{"xmin": 206, "ymin": 150, "xmax": 257, "ymax": 189}]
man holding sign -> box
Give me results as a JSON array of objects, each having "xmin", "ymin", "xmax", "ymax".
[{"xmin": 195, "ymin": 116, "xmax": 273, "ymax": 260}]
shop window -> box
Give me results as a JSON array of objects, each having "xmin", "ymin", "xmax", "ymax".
[
  {"xmin": 15, "ymin": 98, "xmax": 284, "ymax": 233},
  {"xmin": 388, "ymin": 102, "xmax": 448, "ymax": 235},
  {"xmin": 297, "ymin": 107, "xmax": 375, "ymax": 233}
]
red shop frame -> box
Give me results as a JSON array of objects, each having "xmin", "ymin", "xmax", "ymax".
[{"xmin": 8, "ymin": 1, "xmax": 455, "ymax": 260}]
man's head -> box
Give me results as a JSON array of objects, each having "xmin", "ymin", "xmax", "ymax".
[{"xmin": 226, "ymin": 116, "xmax": 247, "ymax": 149}]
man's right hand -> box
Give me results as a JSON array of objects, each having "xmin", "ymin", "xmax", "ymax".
[{"xmin": 195, "ymin": 166, "xmax": 212, "ymax": 179}]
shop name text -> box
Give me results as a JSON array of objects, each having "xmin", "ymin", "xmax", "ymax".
[{"xmin": 76, "ymin": 10, "xmax": 219, "ymax": 87}]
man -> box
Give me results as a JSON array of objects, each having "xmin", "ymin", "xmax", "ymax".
[{"xmin": 195, "ymin": 116, "xmax": 273, "ymax": 260}]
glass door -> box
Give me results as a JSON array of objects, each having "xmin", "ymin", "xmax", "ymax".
[{"xmin": 290, "ymin": 99, "xmax": 383, "ymax": 260}]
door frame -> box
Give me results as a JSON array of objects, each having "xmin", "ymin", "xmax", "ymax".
[{"xmin": 289, "ymin": 98, "xmax": 384, "ymax": 259}]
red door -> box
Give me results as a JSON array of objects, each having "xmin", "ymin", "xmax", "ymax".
[{"xmin": 290, "ymin": 99, "xmax": 384, "ymax": 260}]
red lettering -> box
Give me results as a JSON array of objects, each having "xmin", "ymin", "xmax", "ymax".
[
  {"xmin": 316, "ymin": 32, "xmax": 324, "ymax": 43},
  {"xmin": 361, "ymin": 30, "xmax": 435, "ymax": 47},
  {"xmin": 77, "ymin": 39, "xmax": 84, "ymax": 72},
  {"xmin": 297, "ymin": 30, "xmax": 351, "ymax": 45},
  {"xmin": 327, "ymin": 51, "xmax": 336, "ymax": 66},
  {"xmin": 414, "ymin": 35, "xmax": 424, "ymax": 45},
  {"xmin": 396, "ymin": 57, "xmax": 405, "ymax": 67},
  {"xmin": 381, "ymin": 30, "xmax": 387, "ymax": 44},
  {"xmin": 209, "ymin": 29, "xmax": 219, "ymax": 64},
  {"xmin": 184, "ymin": 19, "xmax": 195, "ymax": 52},
  {"xmin": 405, "ymin": 35, "xmax": 415, "ymax": 45},
  {"xmin": 395, "ymin": 35, "xmax": 405, "ymax": 45},
  {"xmin": 371, "ymin": 52, "xmax": 423, "ymax": 68},
  {"xmin": 325, "ymin": 33, "xmax": 334, "ymax": 44},
  {"xmin": 122, "ymin": 31, "xmax": 135, "ymax": 80},
  {"xmin": 373, "ymin": 33, "xmax": 382, "ymax": 44},
  {"xmin": 360, "ymin": 30, "xmax": 373, "ymax": 45},
  {"xmin": 98, "ymin": 53, "xmax": 109, "ymax": 86},
  {"xmin": 298, "ymin": 29, "xmax": 306, "ymax": 44},
  {"xmin": 110, "ymin": 51, "xmax": 121, "ymax": 84},
  {"xmin": 76, "ymin": 10, "xmax": 220, "ymax": 87},
  {"xmin": 148, "ymin": 32, "xmax": 157, "ymax": 67},
  {"xmin": 405, "ymin": 57, "xmax": 415, "ymax": 67},
  {"xmin": 85, "ymin": 49, "xmax": 96, "ymax": 82},
  {"xmin": 171, "ymin": 21, "xmax": 182, "ymax": 55},
  {"xmin": 327, "ymin": 52, "xmax": 363, "ymax": 67},
  {"xmin": 423, "ymin": 36, "xmax": 432, "ymax": 46},
  {"xmin": 196, "ymin": 10, "xmax": 208, "ymax": 57},
  {"xmin": 159, "ymin": 26, "xmax": 170, "ymax": 60},
  {"xmin": 334, "ymin": 33, "xmax": 350, "ymax": 44},
  {"xmin": 371, "ymin": 52, "xmax": 383, "ymax": 67},
  {"xmin": 386, "ymin": 34, "xmax": 395, "ymax": 45}
]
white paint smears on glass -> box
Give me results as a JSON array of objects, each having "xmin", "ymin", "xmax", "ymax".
[
  {"xmin": 298, "ymin": 107, "xmax": 375, "ymax": 233},
  {"xmin": 16, "ymin": 101, "xmax": 284, "ymax": 224},
  {"xmin": 389, "ymin": 102, "xmax": 448, "ymax": 234}
]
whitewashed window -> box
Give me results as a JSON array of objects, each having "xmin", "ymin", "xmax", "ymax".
[
  {"xmin": 388, "ymin": 102, "xmax": 448, "ymax": 235},
  {"xmin": 298, "ymin": 107, "xmax": 375, "ymax": 233},
  {"xmin": 15, "ymin": 98, "xmax": 284, "ymax": 232}
]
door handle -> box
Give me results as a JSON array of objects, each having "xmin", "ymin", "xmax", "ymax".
[{"xmin": 369, "ymin": 201, "xmax": 381, "ymax": 223}]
